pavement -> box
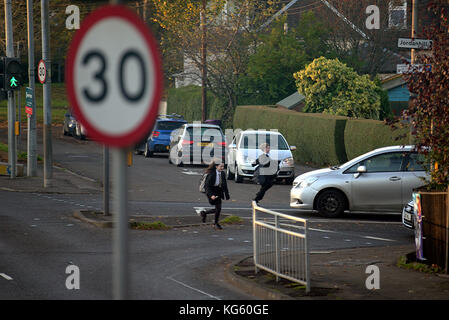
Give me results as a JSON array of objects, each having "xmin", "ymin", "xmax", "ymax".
[{"xmin": 1, "ymin": 163, "xmax": 449, "ymax": 300}]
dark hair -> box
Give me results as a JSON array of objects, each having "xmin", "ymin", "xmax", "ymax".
[{"xmin": 206, "ymin": 158, "xmax": 223, "ymax": 173}]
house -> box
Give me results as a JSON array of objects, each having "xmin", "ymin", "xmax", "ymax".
[
  {"xmin": 380, "ymin": 74, "xmax": 410, "ymax": 115},
  {"xmin": 276, "ymin": 91, "xmax": 305, "ymax": 112}
]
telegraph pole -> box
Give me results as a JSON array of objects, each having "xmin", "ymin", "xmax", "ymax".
[
  {"xmin": 27, "ymin": 0, "xmax": 37, "ymax": 176},
  {"xmin": 41, "ymin": 0, "xmax": 52, "ymax": 187},
  {"xmin": 201, "ymin": 0, "xmax": 207, "ymax": 122},
  {"xmin": 411, "ymin": 0, "xmax": 418, "ymax": 64},
  {"xmin": 4, "ymin": 0, "xmax": 16, "ymax": 178}
]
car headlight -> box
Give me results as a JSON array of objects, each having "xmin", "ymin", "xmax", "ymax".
[
  {"xmin": 293, "ymin": 176, "xmax": 318, "ymax": 188},
  {"xmin": 281, "ymin": 157, "xmax": 294, "ymax": 167}
]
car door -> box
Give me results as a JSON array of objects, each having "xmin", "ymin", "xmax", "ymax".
[
  {"xmin": 348, "ymin": 152, "xmax": 406, "ymax": 212},
  {"xmin": 228, "ymin": 134, "xmax": 239, "ymax": 172},
  {"xmin": 401, "ymin": 152, "xmax": 429, "ymax": 205}
]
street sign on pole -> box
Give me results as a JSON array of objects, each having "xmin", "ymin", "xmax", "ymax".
[
  {"xmin": 397, "ymin": 63, "xmax": 431, "ymax": 74},
  {"xmin": 398, "ymin": 38, "xmax": 432, "ymax": 50},
  {"xmin": 65, "ymin": 4, "xmax": 162, "ymax": 300},
  {"xmin": 25, "ymin": 87, "xmax": 33, "ymax": 117},
  {"xmin": 66, "ymin": 5, "xmax": 162, "ymax": 148},
  {"xmin": 37, "ymin": 59, "xmax": 46, "ymax": 84}
]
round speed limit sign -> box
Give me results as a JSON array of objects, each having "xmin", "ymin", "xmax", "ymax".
[
  {"xmin": 65, "ymin": 5, "xmax": 162, "ymax": 147},
  {"xmin": 38, "ymin": 59, "xmax": 47, "ymax": 84}
]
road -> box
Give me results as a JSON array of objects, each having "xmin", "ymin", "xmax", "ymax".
[{"xmin": 0, "ymin": 129, "xmax": 415, "ymax": 299}]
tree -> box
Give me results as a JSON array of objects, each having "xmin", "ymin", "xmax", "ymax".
[
  {"xmin": 293, "ymin": 57, "xmax": 382, "ymax": 119},
  {"xmin": 238, "ymin": 17, "xmax": 309, "ymax": 105},
  {"xmin": 151, "ymin": 0, "xmax": 278, "ymax": 126},
  {"xmin": 400, "ymin": 0, "xmax": 449, "ymax": 190}
]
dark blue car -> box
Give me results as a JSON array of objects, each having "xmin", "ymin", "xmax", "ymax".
[{"xmin": 135, "ymin": 114, "xmax": 187, "ymax": 158}]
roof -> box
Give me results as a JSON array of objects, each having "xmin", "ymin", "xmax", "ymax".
[
  {"xmin": 240, "ymin": 130, "xmax": 282, "ymax": 135},
  {"xmin": 381, "ymin": 74, "xmax": 407, "ymax": 91},
  {"xmin": 276, "ymin": 91, "xmax": 305, "ymax": 109},
  {"xmin": 185, "ymin": 123, "xmax": 221, "ymax": 128}
]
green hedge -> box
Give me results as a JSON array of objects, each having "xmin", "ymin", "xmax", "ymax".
[
  {"xmin": 344, "ymin": 119, "xmax": 410, "ymax": 160},
  {"xmin": 233, "ymin": 105, "xmax": 410, "ymax": 167},
  {"xmin": 166, "ymin": 86, "xmax": 228, "ymax": 125},
  {"xmin": 233, "ymin": 106, "xmax": 348, "ymax": 166}
]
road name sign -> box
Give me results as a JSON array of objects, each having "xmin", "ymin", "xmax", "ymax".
[
  {"xmin": 25, "ymin": 87, "xmax": 33, "ymax": 117},
  {"xmin": 396, "ymin": 64, "xmax": 429, "ymax": 74},
  {"xmin": 66, "ymin": 5, "xmax": 162, "ymax": 147},
  {"xmin": 398, "ymin": 38, "xmax": 432, "ymax": 50}
]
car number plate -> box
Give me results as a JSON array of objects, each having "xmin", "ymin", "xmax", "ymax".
[{"xmin": 198, "ymin": 142, "xmax": 213, "ymax": 147}]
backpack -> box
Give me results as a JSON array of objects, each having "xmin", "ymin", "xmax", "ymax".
[{"xmin": 199, "ymin": 173, "xmax": 208, "ymax": 193}]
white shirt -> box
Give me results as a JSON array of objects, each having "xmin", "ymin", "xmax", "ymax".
[{"xmin": 215, "ymin": 170, "xmax": 221, "ymax": 186}]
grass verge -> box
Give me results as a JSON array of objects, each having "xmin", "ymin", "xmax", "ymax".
[
  {"xmin": 129, "ymin": 221, "xmax": 172, "ymax": 230},
  {"xmin": 397, "ymin": 255, "xmax": 443, "ymax": 274}
]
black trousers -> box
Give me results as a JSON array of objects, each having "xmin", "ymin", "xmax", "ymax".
[
  {"xmin": 254, "ymin": 178, "xmax": 274, "ymax": 202},
  {"xmin": 205, "ymin": 197, "xmax": 222, "ymax": 224}
]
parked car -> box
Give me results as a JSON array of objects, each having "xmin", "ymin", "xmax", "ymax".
[
  {"xmin": 135, "ymin": 114, "xmax": 186, "ymax": 157},
  {"xmin": 290, "ymin": 145, "xmax": 429, "ymax": 217},
  {"xmin": 168, "ymin": 123, "xmax": 226, "ymax": 166},
  {"xmin": 63, "ymin": 112, "xmax": 77, "ymax": 137},
  {"xmin": 402, "ymin": 200, "xmax": 415, "ymax": 229},
  {"xmin": 63, "ymin": 112, "xmax": 87, "ymax": 140},
  {"xmin": 226, "ymin": 130, "xmax": 296, "ymax": 184}
]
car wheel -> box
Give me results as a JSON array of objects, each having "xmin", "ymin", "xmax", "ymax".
[
  {"xmin": 144, "ymin": 144, "xmax": 153, "ymax": 158},
  {"xmin": 316, "ymin": 190, "xmax": 346, "ymax": 218},
  {"xmin": 226, "ymin": 164, "xmax": 235, "ymax": 180},
  {"xmin": 234, "ymin": 164, "xmax": 243, "ymax": 183},
  {"xmin": 63, "ymin": 127, "xmax": 68, "ymax": 136}
]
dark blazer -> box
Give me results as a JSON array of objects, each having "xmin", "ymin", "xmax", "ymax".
[
  {"xmin": 252, "ymin": 153, "xmax": 278, "ymax": 185},
  {"xmin": 205, "ymin": 170, "xmax": 230, "ymax": 200}
]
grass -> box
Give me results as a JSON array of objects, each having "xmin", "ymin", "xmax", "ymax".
[
  {"xmin": 0, "ymin": 142, "xmax": 43, "ymax": 162},
  {"xmin": 397, "ymin": 255, "xmax": 443, "ymax": 274},
  {"xmin": 0, "ymin": 83, "xmax": 69, "ymax": 124},
  {"xmin": 129, "ymin": 221, "xmax": 172, "ymax": 230},
  {"xmin": 221, "ymin": 215, "xmax": 244, "ymax": 225}
]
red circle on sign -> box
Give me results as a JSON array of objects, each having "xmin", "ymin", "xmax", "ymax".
[
  {"xmin": 38, "ymin": 59, "xmax": 46, "ymax": 84},
  {"xmin": 65, "ymin": 5, "xmax": 163, "ymax": 147}
]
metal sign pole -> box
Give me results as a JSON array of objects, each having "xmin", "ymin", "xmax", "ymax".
[
  {"xmin": 5, "ymin": 0, "xmax": 16, "ymax": 178},
  {"xmin": 27, "ymin": 0, "xmax": 37, "ymax": 176},
  {"xmin": 112, "ymin": 147, "xmax": 129, "ymax": 300},
  {"xmin": 41, "ymin": 0, "xmax": 52, "ymax": 187}
]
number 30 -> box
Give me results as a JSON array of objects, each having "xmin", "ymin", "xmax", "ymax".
[{"xmin": 82, "ymin": 49, "xmax": 147, "ymax": 104}]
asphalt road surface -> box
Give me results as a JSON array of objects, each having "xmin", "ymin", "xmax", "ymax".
[{"xmin": 0, "ymin": 128, "xmax": 415, "ymax": 299}]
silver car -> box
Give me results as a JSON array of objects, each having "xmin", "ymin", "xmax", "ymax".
[
  {"xmin": 290, "ymin": 145, "xmax": 429, "ymax": 217},
  {"xmin": 226, "ymin": 130, "xmax": 296, "ymax": 184}
]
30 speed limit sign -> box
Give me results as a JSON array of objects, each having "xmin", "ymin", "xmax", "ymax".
[{"xmin": 65, "ymin": 5, "xmax": 162, "ymax": 147}]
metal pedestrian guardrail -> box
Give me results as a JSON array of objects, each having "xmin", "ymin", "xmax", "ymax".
[{"xmin": 252, "ymin": 201, "xmax": 310, "ymax": 293}]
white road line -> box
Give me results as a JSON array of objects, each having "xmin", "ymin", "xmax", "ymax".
[
  {"xmin": 166, "ymin": 276, "xmax": 221, "ymax": 300},
  {"xmin": 0, "ymin": 273, "xmax": 13, "ymax": 281},
  {"xmin": 309, "ymin": 227, "xmax": 336, "ymax": 233},
  {"xmin": 363, "ymin": 236, "xmax": 396, "ymax": 242}
]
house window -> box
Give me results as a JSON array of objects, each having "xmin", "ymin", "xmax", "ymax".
[{"xmin": 389, "ymin": 0, "xmax": 407, "ymax": 29}]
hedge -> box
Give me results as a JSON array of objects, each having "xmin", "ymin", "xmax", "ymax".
[
  {"xmin": 233, "ymin": 106, "xmax": 348, "ymax": 166},
  {"xmin": 233, "ymin": 105, "xmax": 410, "ymax": 167},
  {"xmin": 344, "ymin": 119, "xmax": 410, "ymax": 160},
  {"xmin": 166, "ymin": 85, "xmax": 228, "ymax": 125}
]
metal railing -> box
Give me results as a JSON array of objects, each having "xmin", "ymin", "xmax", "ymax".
[{"xmin": 252, "ymin": 201, "xmax": 310, "ymax": 293}]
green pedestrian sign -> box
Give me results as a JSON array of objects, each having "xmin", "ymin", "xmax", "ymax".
[{"xmin": 10, "ymin": 76, "xmax": 18, "ymax": 88}]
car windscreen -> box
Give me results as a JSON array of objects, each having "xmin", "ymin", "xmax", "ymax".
[
  {"xmin": 186, "ymin": 127, "xmax": 224, "ymax": 142},
  {"xmin": 239, "ymin": 133, "xmax": 289, "ymax": 150},
  {"xmin": 156, "ymin": 121, "xmax": 185, "ymax": 131}
]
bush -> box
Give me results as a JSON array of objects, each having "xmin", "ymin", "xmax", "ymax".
[
  {"xmin": 233, "ymin": 106, "xmax": 348, "ymax": 166},
  {"xmin": 166, "ymin": 86, "xmax": 229, "ymax": 126},
  {"xmin": 344, "ymin": 119, "xmax": 410, "ymax": 160},
  {"xmin": 233, "ymin": 105, "xmax": 410, "ymax": 167}
]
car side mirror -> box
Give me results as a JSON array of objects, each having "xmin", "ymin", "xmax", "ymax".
[
  {"xmin": 290, "ymin": 145, "xmax": 297, "ymax": 151},
  {"xmin": 229, "ymin": 143, "xmax": 236, "ymax": 149},
  {"xmin": 354, "ymin": 165, "xmax": 367, "ymax": 179}
]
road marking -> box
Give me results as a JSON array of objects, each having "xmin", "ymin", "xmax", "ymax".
[
  {"xmin": 167, "ymin": 276, "xmax": 221, "ymax": 300},
  {"xmin": 0, "ymin": 273, "xmax": 13, "ymax": 281},
  {"xmin": 181, "ymin": 170, "xmax": 202, "ymax": 176},
  {"xmin": 363, "ymin": 236, "xmax": 396, "ymax": 242},
  {"xmin": 309, "ymin": 227, "xmax": 336, "ymax": 233}
]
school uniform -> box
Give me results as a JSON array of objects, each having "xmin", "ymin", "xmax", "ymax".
[
  {"xmin": 252, "ymin": 152, "xmax": 278, "ymax": 203},
  {"xmin": 201, "ymin": 169, "xmax": 230, "ymax": 229}
]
